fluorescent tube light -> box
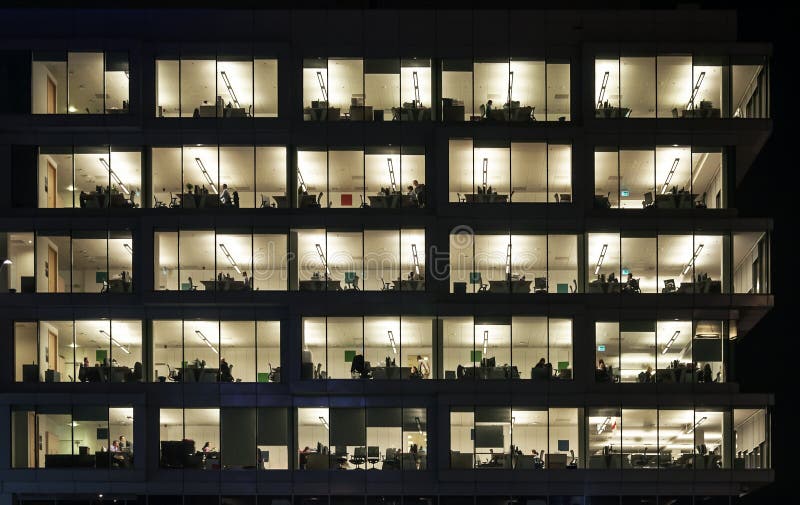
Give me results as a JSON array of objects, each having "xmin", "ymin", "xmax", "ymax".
[
  {"xmin": 194, "ymin": 158, "xmax": 218, "ymax": 194},
  {"xmin": 316, "ymin": 71, "xmax": 328, "ymax": 102},
  {"xmin": 682, "ymin": 244, "xmax": 704, "ymax": 276},
  {"xmin": 688, "ymin": 71, "xmax": 706, "ymax": 109},
  {"xmin": 315, "ymin": 243, "xmax": 330, "ymax": 276},
  {"xmin": 319, "ymin": 416, "xmax": 329, "ymax": 430},
  {"xmin": 411, "ymin": 243, "xmax": 420, "ymax": 276},
  {"xmin": 388, "ymin": 330, "xmax": 397, "ymax": 355},
  {"xmin": 219, "ymin": 243, "xmax": 242, "ymax": 275},
  {"xmin": 219, "ymin": 70, "xmax": 240, "ymax": 108},
  {"xmin": 596, "ymin": 71, "xmax": 609, "ymax": 108},
  {"xmin": 99, "ymin": 158, "xmax": 130, "ymax": 195},
  {"xmin": 594, "ymin": 244, "xmax": 608, "ymax": 275},
  {"xmin": 195, "ymin": 330, "xmax": 218, "ymax": 354},
  {"xmin": 482, "ymin": 158, "xmax": 488, "ymax": 187},
  {"xmin": 661, "ymin": 330, "xmax": 681, "ymax": 355},
  {"xmin": 99, "ymin": 329, "xmax": 131, "ymax": 355},
  {"xmin": 387, "ymin": 158, "xmax": 397, "ymax": 192},
  {"xmin": 483, "ymin": 330, "xmax": 488, "ymax": 356},
  {"xmin": 123, "ymin": 244, "xmax": 133, "ymax": 256},
  {"xmin": 660, "ymin": 158, "xmax": 680, "ymax": 195}
]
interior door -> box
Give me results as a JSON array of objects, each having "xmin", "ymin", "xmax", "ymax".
[
  {"xmin": 47, "ymin": 76, "xmax": 56, "ymax": 114},
  {"xmin": 48, "ymin": 246, "xmax": 58, "ymax": 293},
  {"xmin": 48, "ymin": 330, "xmax": 58, "ymax": 371},
  {"xmin": 47, "ymin": 161, "xmax": 57, "ymax": 208}
]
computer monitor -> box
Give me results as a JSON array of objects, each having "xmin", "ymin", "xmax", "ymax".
[
  {"xmin": 558, "ymin": 439, "xmax": 569, "ymax": 452},
  {"xmin": 367, "ymin": 446, "xmax": 380, "ymax": 458},
  {"xmin": 486, "ymin": 356, "xmax": 496, "ymax": 368}
]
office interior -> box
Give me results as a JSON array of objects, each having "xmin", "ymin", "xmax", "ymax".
[
  {"xmin": 294, "ymin": 229, "xmax": 425, "ymax": 291},
  {"xmin": 296, "ymin": 407, "xmax": 427, "ymax": 470},
  {"xmin": 448, "ymin": 140, "xmax": 572, "ymax": 204},
  {"xmin": 155, "ymin": 58, "xmax": 278, "ymax": 118},
  {"xmin": 587, "ymin": 232, "xmax": 769, "ymax": 294},
  {"xmin": 584, "ymin": 407, "xmax": 769, "ymax": 470},
  {"xmin": 152, "ymin": 320, "xmax": 280, "ymax": 383},
  {"xmin": 593, "ymin": 146, "xmax": 725, "ymax": 209},
  {"xmin": 593, "ymin": 55, "xmax": 768, "ymax": 119},
  {"xmin": 14, "ymin": 319, "xmax": 143, "ymax": 383},
  {"xmin": 303, "ymin": 58, "xmax": 432, "ymax": 121},
  {"xmin": 38, "ymin": 147, "xmax": 143, "ymax": 208},
  {"xmin": 449, "ymin": 407, "xmax": 579, "ymax": 469},
  {"xmin": 296, "ymin": 146, "xmax": 425, "ymax": 208},
  {"xmin": 153, "ymin": 230, "xmax": 287, "ymax": 291},
  {"xmin": 0, "ymin": 232, "xmax": 34, "ymax": 293},
  {"xmin": 151, "ymin": 146, "xmax": 287, "ymax": 209},
  {"xmin": 27, "ymin": 231, "xmax": 133, "ymax": 293},
  {"xmin": 441, "ymin": 317, "xmax": 572, "ymax": 380},
  {"xmin": 31, "ymin": 51, "xmax": 129, "ymax": 114},
  {"xmin": 11, "ymin": 406, "xmax": 133, "ymax": 468},
  {"xmin": 441, "ymin": 59, "xmax": 571, "ymax": 121},
  {"xmin": 594, "ymin": 320, "xmax": 726, "ymax": 384},
  {"xmin": 301, "ymin": 317, "xmax": 433, "ymax": 380},
  {"xmin": 449, "ymin": 233, "xmax": 578, "ymax": 294}
]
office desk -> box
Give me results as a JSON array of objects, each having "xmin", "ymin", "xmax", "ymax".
[
  {"xmin": 307, "ymin": 107, "xmax": 341, "ymax": 121},
  {"xmin": 368, "ymin": 194, "xmax": 418, "ymax": 208},
  {"xmin": 178, "ymin": 366, "xmax": 220, "ymax": 382},
  {"xmin": 107, "ymin": 365, "xmax": 131, "ymax": 382},
  {"xmin": 304, "ymin": 452, "xmax": 330, "ymax": 470},
  {"xmin": 45, "ymin": 454, "xmax": 97, "ymax": 468},
  {"xmin": 488, "ymin": 280, "xmax": 532, "ymax": 293},
  {"xmin": 442, "ymin": 104, "xmax": 465, "ymax": 121},
  {"xmin": 197, "ymin": 104, "xmax": 221, "ymax": 117},
  {"xmin": 200, "ymin": 279, "xmax": 249, "ymax": 291},
  {"xmin": 450, "ymin": 452, "xmax": 474, "ymax": 469},
  {"xmin": 394, "ymin": 106, "xmax": 431, "ymax": 121},
  {"xmin": 596, "ymin": 107, "xmax": 631, "ymax": 118},
  {"xmin": 594, "ymin": 195, "xmax": 612, "ymax": 209},
  {"xmin": 299, "ymin": 279, "xmax": 342, "ymax": 291},
  {"xmin": 464, "ymin": 193, "xmax": 508, "ymax": 203},
  {"xmin": 675, "ymin": 280, "xmax": 722, "ymax": 294},
  {"xmin": 349, "ymin": 105, "xmax": 373, "ymax": 121},
  {"xmin": 587, "ymin": 281, "xmax": 621, "ymax": 294},
  {"xmin": 271, "ymin": 195, "xmax": 290, "ymax": 208},
  {"xmin": 391, "ymin": 279, "xmax": 425, "ymax": 291},
  {"xmin": 80, "ymin": 192, "xmax": 134, "ymax": 209},
  {"xmin": 655, "ymin": 193, "xmax": 697, "ymax": 209},
  {"xmin": 488, "ymin": 106, "xmax": 534, "ymax": 122},
  {"xmin": 298, "ymin": 194, "xmax": 321, "ymax": 208},
  {"xmin": 223, "ymin": 107, "xmax": 247, "ymax": 118},
  {"xmin": 179, "ymin": 193, "xmax": 220, "ymax": 209},
  {"xmin": 370, "ymin": 366, "xmax": 414, "ymax": 380},
  {"xmin": 681, "ymin": 107, "xmax": 721, "ymax": 118},
  {"xmin": 108, "ymin": 279, "xmax": 132, "ymax": 293}
]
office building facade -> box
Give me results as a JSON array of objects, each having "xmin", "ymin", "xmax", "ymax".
[{"xmin": 0, "ymin": 7, "xmax": 774, "ymax": 505}]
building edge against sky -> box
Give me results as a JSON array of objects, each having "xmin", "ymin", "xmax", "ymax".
[{"xmin": 0, "ymin": 6, "xmax": 776, "ymax": 505}]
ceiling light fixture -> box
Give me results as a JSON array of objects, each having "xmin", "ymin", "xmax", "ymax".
[
  {"xmin": 219, "ymin": 243, "xmax": 242, "ymax": 275},
  {"xmin": 661, "ymin": 330, "xmax": 681, "ymax": 355},
  {"xmin": 594, "ymin": 244, "xmax": 608, "ymax": 275},
  {"xmin": 297, "ymin": 168, "xmax": 308, "ymax": 193},
  {"xmin": 412, "ymin": 70, "xmax": 421, "ymax": 107},
  {"xmin": 682, "ymin": 243, "xmax": 704, "ymax": 276},
  {"xmin": 660, "ymin": 158, "xmax": 680, "ymax": 195},
  {"xmin": 411, "ymin": 243, "xmax": 420, "ymax": 276},
  {"xmin": 415, "ymin": 416, "xmax": 423, "ymax": 434},
  {"xmin": 505, "ymin": 243, "xmax": 512, "ymax": 275},
  {"xmin": 194, "ymin": 158, "xmax": 218, "ymax": 194},
  {"xmin": 195, "ymin": 330, "xmax": 218, "ymax": 354},
  {"xmin": 99, "ymin": 329, "xmax": 131, "ymax": 355},
  {"xmin": 685, "ymin": 416, "xmax": 707, "ymax": 434},
  {"xmin": 687, "ymin": 71, "xmax": 706, "ymax": 110},
  {"xmin": 315, "ymin": 243, "xmax": 330, "ymax": 277},
  {"xmin": 99, "ymin": 158, "xmax": 130, "ymax": 195},
  {"xmin": 219, "ymin": 70, "xmax": 240, "ymax": 109},
  {"xmin": 482, "ymin": 158, "xmax": 488, "ymax": 187},
  {"xmin": 508, "ymin": 70, "xmax": 514, "ymax": 105},
  {"xmin": 387, "ymin": 158, "xmax": 397, "ymax": 192},
  {"xmin": 597, "ymin": 416, "xmax": 611, "ymax": 435},
  {"xmin": 316, "ymin": 71, "xmax": 328, "ymax": 102},
  {"xmin": 319, "ymin": 416, "xmax": 329, "ymax": 430},
  {"xmin": 388, "ymin": 330, "xmax": 397, "ymax": 355},
  {"xmin": 123, "ymin": 244, "xmax": 133, "ymax": 256},
  {"xmin": 596, "ymin": 71, "xmax": 610, "ymax": 108},
  {"xmin": 483, "ymin": 330, "xmax": 488, "ymax": 356}
]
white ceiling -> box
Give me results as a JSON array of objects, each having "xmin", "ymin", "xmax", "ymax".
[
  {"xmin": 302, "ymin": 316, "xmax": 432, "ymax": 348},
  {"xmin": 160, "ymin": 408, "xmax": 219, "ymax": 427},
  {"xmin": 442, "ymin": 317, "xmax": 572, "ymax": 348},
  {"xmin": 153, "ymin": 320, "xmax": 279, "ymax": 348},
  {"xmin": 450, "ymin": 234, "xmax": 577, "ymax": 271}
]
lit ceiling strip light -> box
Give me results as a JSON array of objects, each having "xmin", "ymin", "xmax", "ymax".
[
  {"xmin": 596, "ymin": 71, "xmax": 609, "ymax": 108},
  {"xmin": 412, "ymin": 243, "xmax": 420, "ymax": 276},
  {"xmin": 687, "ymin": 71, "xmax": 706, "ymax": 110},
  {"xmin": 123, "ymin": 244, "xmax": 133, "ymax": 256},
  {"xmin": 482, "ymin": 158, "xmax": 488, "ymax": 187},
  {"xmin": 194, "ymin": 158, "xmax": 218, "ymax": 194},
  {"xmin": 388, "ymin": 330, "xmax": 397, "ymax": 355},
  {"xmin": 682, "ymin": 244, "xmax": 704, "ymax": 275},
  {"xmin": 660, "ymin": 158, "xmax": 680, "ymax": 195},
  {"xmin": 415, "ymin": 416, "xmax": 423, "ymax": 434},
  {"xmin": 319, "ymin": 416, "xmax": 329, "ymax": 430},
  {"xmin": 195, "ymin": 330, "xmax": 218, "ymax": 354},
  {"xmin": 483, "ymin": 330, "xmax": 488, "ymax": 356},
  {"xmin": 597, "ymin": 416, "xmax": 611, "ymax": 435},
  {"xmin": 297, "ymin": 168, "xmax": 308, "ymax": 193},
  {"xmin": 387, "ymin": 158, "xmax": 397, "ymax": 192},
  {"xmin": 594, "ymin": 244, "xmax": 608, "ymax": 275},
  {"xmin": 412, "ymin": 71, "xmax": 421, "ymax": 107},
  {"xmin": 316, "ymin": 71, "xmax": 328, "ymax": 102},
  {"xmin": 219, "ymin": 243, "xmax": 242, "ymax": 275},
  {"xmin": 661, "ymin": 330, "xmax": 681, "ymax": 355},
  {"xmin": 505, "ymin": 243, "xmax": 512, "ymax": 275},
  {"xmin": 508, "ymin": 70, "xmax": 514, "ymax": 104},
  {"xmin": 315, "ymin": 243, "xmax": 331, "ymax": 276},
  {"xmin": 219, "ymin": 71, "xmax": 240, "ymax": 109},
  {"xmin": 685, "ymin": 416, "xmax": 707, "ymax": 434},
  {"xmin": 99, "ymin": 329, "xmax": 131, "ymax": 355},
  {"xmin": 99, "ymin": 158, "xmax": 130, "ymax": 195}
]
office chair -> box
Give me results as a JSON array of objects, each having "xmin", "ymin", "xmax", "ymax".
[
  {"xmin": 379, "ymin": 277, "xmax": 391, "ymax": 291},
  {"xmin": 470, "ymin": 272, "xmax": 488, "ymax": 293},
  {"xmin": 344, "ymin": 271, "xmax": 359, "ymax": 290},
  {"xmin": 260, "ymin": 194, "xmax": 269, "ymax": 208},
  {"xmin": 554, "ymin": 193, "xmax": 560, "ymax": 203},
  {"xmin": 643, "ymin": 191, "xmax": 654, "ymax": 208},
  {"xmin": 100, "ymin": 280, "xmax": 109, "ymax": 293},
  {"xmin": 186, "ymin": 276, "xmax": 197, "ymax": 291}
]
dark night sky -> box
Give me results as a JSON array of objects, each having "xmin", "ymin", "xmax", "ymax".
[{"xmin": 3, "ymin": 0, "xmax": 794, "ymax": 500}]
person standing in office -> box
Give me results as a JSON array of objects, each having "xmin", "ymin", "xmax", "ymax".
[
  {"xmin": 219, "ymin": 184, "xmax": 232, "ymax": 206},
  {"xmin": 484, "ymin": 99, "xmax": 494, "ymax": 120}
]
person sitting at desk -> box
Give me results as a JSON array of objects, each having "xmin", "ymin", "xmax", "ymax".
[
  {"xmin": 598, "ymin": 359, "xmax": 607, "ymax": 372},
  {"xmin": 299, "ymin": 446, "xmax": 313, "ymax": 469},
  {"xmin": 700, "ymin": 363, "xmax": 713, "ymax": 383},
  {"xmin": 417, "ymin": 355, "xmax": 430, "ymax": 379},
  {"xmin": 407, "ymin": 185, "xmax": 414, "ymax": 195},
  {"xmin": 607, "ymin": 272, "xmax": 619, "ymax": 284},
  {"xmin": 534, "ymin": 358, "xmax": 546, "ymax": 368},
  {"xmin": 202, "ymin": 442, "xmax": 214, "ymax": 453},
  {"xmin": 483, "ymin": 99, "xmax": 494, "ymax": 120},
  {"xmin": 638, "ymin": 366, "xmax": 654, "ymax": 383},
  {"xmin": 410, "ymin": 365, "xmax": 421, "ymax": 379},
  {"xmin": 110, "ymin": 440, "xmax": 120, "ymax": 452}
]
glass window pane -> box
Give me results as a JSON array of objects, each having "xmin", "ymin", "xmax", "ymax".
[
  {"xmin": 586, "ymin": 408, "xmax": 621, "ymax": 468},
  {"xmin": 441, "ymin": 60, "xmax": 473, "ymax": 120},
  {"xmin": 595, "ymin": 58, "xmax": 620, "ymax": 116},
  {"xmin": 181, "ymin": 60, "xmax": 217, "ymax": 117},
  {"xmin": 474, "ymin": 143, "xmax": 510, "ymax": 199},
  {"xmin": 442, "ymin": 317, "xmax": 473, "ymax": 380},
  {"xmin": 363, "ymin": 230, "xmax": 398, "ymax": 291},
  {"xmin": 620, "ymin": 235, "xmax": 656, "ymax": 293},
  {"xmin": 734, "ymin": 408, "xmax": 769, "ymax": 469},
  {"xmin": 258, "ymin": 407, "xmax": 289, "ymax": 469},
  {"xmin": 327, "ymin": 317, "xmax": 363, "ymax": 379},
  {"xmin": 732, "ymin": 62, "xmax": 768, "ymax": 118},
  {"xmin": 297, "ymin": 407, "xmax": 330, "ymax": 469},
  {"xmin": 38, "ymin": 148, "xmax": 73, "ymax": 208},
  {"xmin": 32, "ymin": 54, "xmax": 67, "ymax": 114},
  {"xmin": 734, "ymin": 231, "xmax": 769, "ymax": 293},
  {"xmin": 511, "ymin": 408, "xmax": 547, "ymax": 464},
  {"xmin": 474, "ymin": 60, "xmax": 509, "ymax": 121},
  {"xmin": 330, "ymin": 58, "xmax": 364, "ymax": 120},
  {"xmin": 622, "ymin": 409, "xmax": 658, "ymax": 468},
  {"xmin": 302, "ymin": 317, "xmax": 326, "ymax": 380},
  {"xmin": 365, "ymin": 59, "xmax": 399, "ymax": 119},
  {"xmin": 658, "ymin": 234, "xmax": 693, "ymax": 293},
  {"xmin": 510, "ymin": 143, "xmax": 546, "ymax": 202},
  {"xmin": 156, "ymin": 60, "xmax": 179, "ymax": 117},
  {"xmin": 657, "ymin": 55, "xmax": 692, "ymax": 118},
  {"xmin": 620, "ymin": 56, "xmax": 655, "ymax": 118},
  {"xmin": 510, "ymin": 59, "xmax": 544, "ymax": 121},
  {"xmin": 152, "ymin": 147, "xmax": 181, "ymax": 208},
  {"xmin": 179, "ymin": 230, "xmax": 214, "ymax": 290},
  {"xmin": 297, "ymin": 148, "xmax": 326, "ymax": 208},
  {"xmin": 620, "ymin": 321, "xmax": 655, "ymax": 383},
  {"xmin": 14, "ymin": 322, "xmax": 38, "ymax": 382},
  {"xmin": 108, "ymin": 319, "xmax": 142, "ymax": 380},
  {"xmin": 253, "ymin": 233, "xmax": 287, "ymax": 291},
  {"xmin": 220, "ymin": 321, "xmax": 255, "ymax": 382},
  {"xmin": 74, "ymin": 147, "xmax": 111, "ymax": 207},
  {"xmin": 328, "ymin": 149, "xmax": 364, "ymax": 208},
  {"xmin": 656, "ymin": 320, "xmax": 693, "ymax": 383},
  {"xmin": 620, "ymin": 149, "xmax": 655, "ymax": 209},
  {"xmin": 153, "ymin": 320, "xmax": 182, "ymax": 381},
  {"xmin": 401, "ymin": 316, "xmax": 433, "ymax": 380},
  {"xmin": 474, "ymin": 406, "xmax": 511, "ymax": 467},
  {"xmin": 217, "ymin": 60, "xmax": 253, "ymax": 117},
  {"xmin": 215, "ymin": 232, "xmax": 252, "ymax": 289},
  {"xmin": 548, "ymin": 234, "xmax": 578, "ymax": 293},
  {"xmin": 549, "ymin": 144, "xmax": 572, "ymax": 203},
  {"xmin": 365, "ymin": 316, "xmax": 400, "ymax": 380},
  {"xmin": 401, "ymin": 59, "xmax": 432, "ymax": 121},
  {"xmin": 659, "ymin": 409, "xmax": 694, "ymax": 468},
  {"xmin": 550, "ymin": 318, "xmax": 573, "ymax": 380},
  {"xmin": 184, "ymin": 321, "xmax": 220, "ymax": 378},
  {"xmin": 254, "ymin": 59, "xmax": 278, "ymax": 117},
  {"xmin": 695, "ymin": 320, "xmax": 725, "ymax": 383},
  {"xmin": 587, "ymin": 233, "xmax": 620, "ymax": 291},
  {"xmin": 549, "ymin": 408, "xmax": 579, "ymax": 467},
  {"xmin": 512, "ymin": 317, "xmax": 546, "ymax": 379},
  {"xmin": 182, "ymin": 146, "xmax": 219, "ymax": 206},
  {"xmin": 449, "ymin": 139, "xmax": 473, "ymax": 202},
  {"xmin": 154, "ymin": 231, "xmax": 178, "ymax": 290},
  {"xmin": 594, "ymin": 149, "xmax": 618, "ymax": 208},
  {"xmin": 37, "ymin": 408, "xmax": 74, "ymax": 466},
  {"xmin": 475, "ymin": 318, "xmax": 510, "ymax": 380},
  {"xmin": 692, "ymin": 57, "xmax": 725, "ymax": 118},
  {"xmin": 546, "ymin": 62, "xmax": 571, "ymax": 121},
  {"xmin": 220, "ymin": 146, "xmax": 254, "ymax": 208},
  {"xmin": 104, "ymin": 52, "xmax": 129, "ymax": 114},
  {"xmin": 256, "ymin": 321, "xmax": 281, "ymax": 382},
  {"xmin": 450, "ymin": 408, "xmax": 474, "ymax": 468},
  {"xmin": 256, "ymin": 146, "xmax": 287, "ymax": 208},
  {"xmin": 68, "ymin": 52, "xmax": 103, "ymax": 114},
  {"xmin": 595, "ymin": 322, "xmax": 619, "ymax": 383}
]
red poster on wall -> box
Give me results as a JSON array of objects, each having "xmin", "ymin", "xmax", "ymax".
[{"xmin": 341, "ymin": 194, "xmax": 353, "ymax": 206}]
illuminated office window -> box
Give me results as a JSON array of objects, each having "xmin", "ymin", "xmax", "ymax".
[
  {"xmin": 303, "ymin": 58, "xmax": 364, "ymax": 121},
  {"xmin": 733, "ymin": 231, "xmax": 771, "ymax": 294},
  {"xmin": 159, "ymin": 408, "xmax": 220, "ymax": 469},
  {"xmin": 734, "ymin": 408, "xmax": 770, "ymax": 469}
]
